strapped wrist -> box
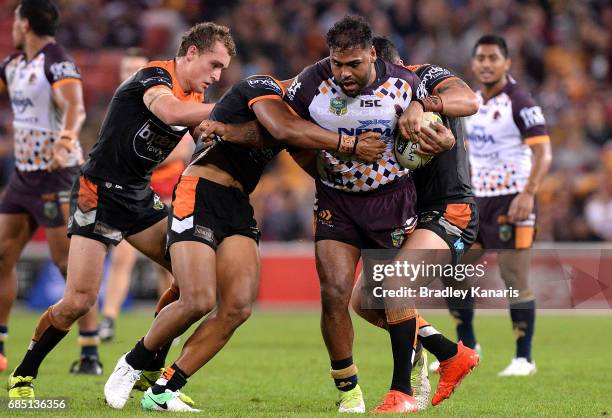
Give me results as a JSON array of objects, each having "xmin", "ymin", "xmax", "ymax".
[{"xmin": 337, "ymin": 134, "xmax": 356, "ymax": 154}]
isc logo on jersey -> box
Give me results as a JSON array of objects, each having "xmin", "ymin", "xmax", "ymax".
[{"xmin": 133, "ymin": 119, "xmax": 179, "ymax": 162}]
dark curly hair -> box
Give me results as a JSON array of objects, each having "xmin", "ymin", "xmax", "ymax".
[{"xmin": 326, "ymin": 15, "xmax": 372, "ymax": 51}]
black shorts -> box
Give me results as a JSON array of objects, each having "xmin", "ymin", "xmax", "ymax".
[
  {"xmin": 416, "ymin": 202, "xmax": 478, "ymax": 264},
  {"xmin": 166, "ymin": 176, "xmax": 260, "ymax": 251},
  {"xmin": 475, "ymin": 193, "xmax": 537, "ymax": 249},
  {"xmin": 0, "ymin": 167, "xmax": 79, "ymax": 228},
  {"xmin": 314, "ymin": 176, "xmax": 417, "ymax": 250},
  {"xmin": 67, "ymin": 174, "xmax": 169, "ymax": 246}
]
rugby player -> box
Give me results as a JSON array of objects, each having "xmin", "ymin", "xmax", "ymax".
[
  {"xmin": 7, "ymin": 22, "xmax": 235, "ymax": 399},
  {"xmin": 103, "ymin": 75, "xmax": 384, "ymax": 411},
  {"xmin": 458, "ymin": 35, "xmax": 551, "ymax": 376},
  {"xmin": 349, "ymin": 36, "xmax": 481, "ymax": 410},
  {"xmin": 278, "ymin": 16, "xmax": 475, "ymax": 413},
  {"xmin": 0, "ymin": 0, "xmax": 103, "ymax": 376},
  {"xmin": 99, "ymin": 48, "xmax": 193, "ymax": 343}
]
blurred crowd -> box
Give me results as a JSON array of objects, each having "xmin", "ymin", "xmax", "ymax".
[{"xmin": 0, "ymin": 0, "xmax": 610, "ymax": 242}]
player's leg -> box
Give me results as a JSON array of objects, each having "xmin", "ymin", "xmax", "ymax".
[
  {"xmin": 99, "ymin": 240, "xmax": 138, "ymax": 342},
  {"xmin": 316, "ymin": 239, "xmax": 365, "ymax": 413},
  {"xmin": 46, "ymin": 222, "xmax": 103, "ymax": 375},
  {"xmin": 0, "ymin": 213, "xmax": 36, "ymax": 372},
  {"xmin": 497, "ymin": 248, "xmax": 536, "ymax": 376},
  {"xmin": 142, "ymin": 235, "xmax": 259, "ymax": 412},
  {"xmin": 8, "ymin": 235, "xmax": 108, "ymax": 398}
]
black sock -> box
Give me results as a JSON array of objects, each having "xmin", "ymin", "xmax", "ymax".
[
  {"xmin": 125, "ymin": 338, "xmax": 157, "ymax": 370},
  {"xmin": 418, "ymin": 321, "xmax": 458, "ymax": 362},
  {"xmin": 152, "ymin": 363, "xmax": 189, "ymax": 394},
  {"xmin": 14, "ymin": 326, "xmax": 69, "ymax": 378},
  {"xmin": 446, "ymin": 294, "xmax": 477, "ymax": 349},
  {"xmin": 149, "ymin": 342, "xmax": 172, "ymax": 371},
  {"xmin": 0, "ymin": 325, "xmax": 7, "ymax": 355},
  {"xmin": 388, "ymin": 318, "xmax": 417, "ymax": 395},
  {"xmin": 79, "ymin": 330, "xmax": 99, "ymax": 358},
  {"xmin": 510, "ymin": 299, "xmax": 535, "ymax": 362},
  {"xmin": 330, "ymin": 356, "xmax": 358, "ymax": 392}
]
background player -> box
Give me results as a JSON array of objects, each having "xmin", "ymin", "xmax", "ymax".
[
  {"xmin": 457, "ymin": 34, "xmax": 552, "ymax": 376},
  {"xmin": 104, "ymin": 73, "xmax": 384, "ymax": 411},
  {"xmin": 0, "ymin": 0, "xmax": 102, "ymax": 376},
  {"xmin": 7, "ymin": 22, "xmax": 235, "ymax": 399},
  {"xmin": 98, "ymin": 48, "xmax": 194, "ymax": 343}
]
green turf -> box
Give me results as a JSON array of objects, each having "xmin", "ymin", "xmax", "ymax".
[{"xmin": 2, "ymin": 309, "xmax": 611, "ymax": 417}]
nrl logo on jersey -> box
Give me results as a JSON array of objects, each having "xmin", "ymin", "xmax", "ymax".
[{"xmin": 329, "ymin": 97, "xmax": 348, "ymax": 116}]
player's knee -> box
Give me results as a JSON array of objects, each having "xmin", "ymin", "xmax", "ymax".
[
  {"xmin": 179, "ymin": 293, "xmax": 215, "ymax": 320},
  {"xmin": 220, "ymin": 303, "xmax": 252, "ymax": 329},
  {"xmin": 320, "ymin": 280, "xmax": 351, "ymax": 310},
  {"xmin": 62, "ymin": 292, "xmax": 96, "ymax": 320},
  {"xmin": 0, "ymin": 242, "xmax": 17, "ymax": 272}
]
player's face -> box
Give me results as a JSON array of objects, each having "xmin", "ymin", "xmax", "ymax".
[
  {"xmin": 471, "ymin": 44, "xmax": 510, "ymax": 87},
  {"xmin": 185, "ymin": 42, "xmax": 231, "ymax": 93},
  {"xmin": 330, "ymin": 46, "xmax": 376, "ymax": 97},
  {"xmin": 12, "ymin": 6, "xmax": 26, "ymax": 50},
  {"xmin": 119, "ymin": 56, "xmax": 148, "ymax": 82}
]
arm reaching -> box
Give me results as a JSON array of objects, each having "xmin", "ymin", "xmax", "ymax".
[{"xmin": 144, "ymin": 85, "xmax": 215, "ymax": 127}]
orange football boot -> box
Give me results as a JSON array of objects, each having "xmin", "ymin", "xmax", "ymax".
[
  {"xmin": 432, "ymin": 341, "xmax": 479, "ymax": 406},
  {"xmin": 372, "ymin": 390, "xmax": 418, "ymax": 414}
]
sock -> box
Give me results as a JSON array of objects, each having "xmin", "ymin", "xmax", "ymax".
[
  {"xmin": 510, "ymin": 299, "xmax": 535, "ymax": 362},
  {"xmin": 152, "ymin": 363, "xmax": 189, "ymax": 394},
  {"xmin": 0, "ymin": 325, "xmax": 7, "ymax": 355},
  {"xmin": 147, "ymin": 285, "xmax": 180, "ymax": 371},
  {"xmin": 125, "ymin": 338, "xmax": 157, "ymax": 370},
  {"xmin": 388, "ymin": 317, "xmax": 417, "ymax": 395},
  {"xmin": 79, "ymin": 330, "xmax": 100, "ymax": 358},
  {"xmin": 417, "ymin": 317, "xmax": 457, "ymax": 362},
  {"xmin": 14, "ymin": 307, "xmax": 70, "ymax": 378},
  {"xmin": 446, "ymin": 293, "xmax": 477, "ymax": 349},
  {"xmin": 330, "ymin": 356, "xmax": 358, "ymax": 392}
]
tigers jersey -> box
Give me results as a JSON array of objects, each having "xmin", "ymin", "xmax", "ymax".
[
  {"xmin": 284, "ymin": 58, "xmax": 423, "ymax": 193},
  {"xmin": 83, "ymin": 60, "xmax": 203, "ymax": 190},
  {"xmin": 0, "ymin": 43, "xmax": 83, "ymax": 171},
  {"xmin": 465, "ymin": 76, "xmax": 549, "ymax": 197}
]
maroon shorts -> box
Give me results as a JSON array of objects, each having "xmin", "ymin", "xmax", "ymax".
[
  {"xmin": 475, "ymin": 193, "xmax": 537, "ymax": 249},
  {"xmin": 314, "ymin": 176, "xmax": 417, "ymax": 249},
  {"xmin": 0, "ymin": 167, "xmax": 79, "ymax": 228}
]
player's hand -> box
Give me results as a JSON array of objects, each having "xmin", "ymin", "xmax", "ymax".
[
  {"xmin": 507, "ymin": 192, "xmax": 535, "ymax": 223},
  {"xmin": 418, "ymin": 122, "xmax": 455, "ymax": 155},
  {"xmin": 398, "ymin": 101, "xmax": 424, "ymax": 143},
  {"xmin": 48, "ymin": 139, "xmax": 73, "ymax": 171},
  {"xmin": 354, "ymin": 131, "xmax": 385, "ymax": 163},
  {"xmin": 197, "ymin": 120, "xmax": 227, "ymax": 144}
]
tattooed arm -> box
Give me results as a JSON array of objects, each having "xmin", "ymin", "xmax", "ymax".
[
  {"xmin": 194, "ymin": 120, "xmax": 270, "ymax": 148},
  {"xmin": 433, "ymin": 77, "xmax": 479, "ymax": 117}
]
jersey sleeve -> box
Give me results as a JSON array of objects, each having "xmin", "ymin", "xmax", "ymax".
[
  {"xmin": 240, "ymin": 75, "xmax": 285, "ymax": 108},
  {"xmin": 283, "ymin": 60, "xmax": 328, "ymax": 119},
  {"xmin": 413, "ymin": 64, "xmax": 457, "ymax": 95},
  {"xmin": 510, "ymin": 87, "xmax": 549, "ymax": 144},
  {"xmin": 43, "ymin": 45, "xmax": 81, "ymax": 87},
  {"xmin": 134, "ymin": 66, "xmax": 174, "ymax": 91}
]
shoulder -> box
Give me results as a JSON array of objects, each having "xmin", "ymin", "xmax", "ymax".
[
  {"xmin": 133, "ymin": 63, "xmax": 173, "ymax": 90},
  {"xmin": 43, "ymin": 43, "xmax": 81, "ymax": 83},
  {"xmin": 506, "ymin": 77, "xmax": 539, "ymax": 109},
  {"xmin": 1, "ymin": 51, "xmax": 24, "ymax": 68},
  {"xmin": 241, "ymin": 75, "xmax": 285, "ymax": 96}
]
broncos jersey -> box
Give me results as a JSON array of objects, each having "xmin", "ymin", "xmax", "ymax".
[{"xmin": 284, "ymin": 58, "xmax": 423, "ymax": 193}]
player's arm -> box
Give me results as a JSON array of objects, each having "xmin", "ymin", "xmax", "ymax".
[
  {"xmin": 433, "ymin": 77, "xmax": 479, "ymax": 117},
  {"xmin": 144, "ymin": 85, "xmax": 214, "ymax": 127},
  {"xmin": 49, "ymin": 80, "xmax": 86, "ymax": 169},
  {"xmin": 160, "ymin": 133, "xmax": 196, "ymax": 165}
]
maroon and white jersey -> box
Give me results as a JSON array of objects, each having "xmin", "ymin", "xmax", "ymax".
[
  {"xmin": 0, "ymin": 43, "xmax": 84, "ymax": 172},
  {"xmin": 284, "ymin": 58, "xmax": 424, "ymax": 192},
  {"xmin": 465, "ymin": 76, "xmax": 549, "ymax": 197}
]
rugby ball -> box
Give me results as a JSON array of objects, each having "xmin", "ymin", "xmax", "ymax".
[{"xmin": 394, "ymin": 112, "xmax": 442, "ymax": 170}]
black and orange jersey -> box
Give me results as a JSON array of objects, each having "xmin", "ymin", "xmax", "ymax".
[
  {"xmin": 82, "ymin": 60, "xmax": 202, "ymax": 190},
  {"xmin": 191, "ymin": 75, "xmax": 287, "ymax": 194},
  {"xmin": 406, "ymin": 64, "xmax": 474, "ymax": 210}
]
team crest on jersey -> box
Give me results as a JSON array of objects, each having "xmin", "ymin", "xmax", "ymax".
[
  {"xmin": 499, "ymin": 224, "xmax": 512, "ymax": 242},
  {"xmin": 43, "ymin": 201, "xmax": 59, "ymax": 220},
  {"xmin": 391, "ymin": 228, "xmax": 405, "ymax": 248},
  {"xmin": 329, "ymin": 97, "xmax": 348, "ymax": 116},
  {"xmin": 153, "ymin": 194, "xmax": 165, "ymax": 210},
  {"xmin": 317, "ymin": 209, "xmax": 333, "ymax": 226}
]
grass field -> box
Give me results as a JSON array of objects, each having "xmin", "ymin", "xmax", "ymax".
[{"xmin": 1, "ymin": 308, "xmax": 611, "ymax": 417}]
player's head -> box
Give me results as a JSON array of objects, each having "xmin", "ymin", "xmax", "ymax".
[
  {"xmin": 176, "ymin": 22, "xmax": 236, "ymax": 93},
  {"xmin": 471, "ymin": 34, "xmax": 511, "ymax": 87},
  {"xmin": 326, "ymin": 15, "xmax": 376, "ymax": 97},
  {"xmin": 120, "ymin": 47, "xmax": 149, "ymax": 82},
  {"xmin": 372, "ymin": 36, "xmax": 403, "ymax": 66},
  {"xmin": 13, "ymin": 0, "xmax": 60, "ymax": 49}
]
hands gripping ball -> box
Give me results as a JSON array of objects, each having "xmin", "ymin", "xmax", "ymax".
[{"xmin": 394, "ymin": 112, "xmax": 442, "ymax": 170}]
